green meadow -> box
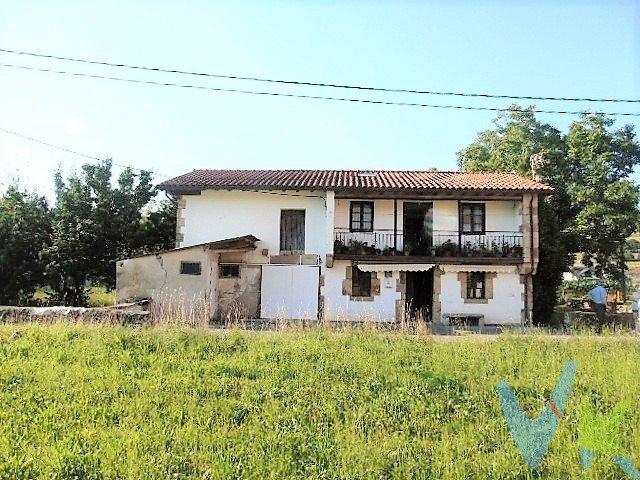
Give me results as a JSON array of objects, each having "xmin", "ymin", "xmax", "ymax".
[{"xmin": 0, "ymin": 325, "xmax": 638, "ymax": 479}]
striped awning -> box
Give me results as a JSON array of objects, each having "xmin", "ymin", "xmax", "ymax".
[{"xmin": 356, "ymin": 264, "xmax": 435, "ymax": 273}]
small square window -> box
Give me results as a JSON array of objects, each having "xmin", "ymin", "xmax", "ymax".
[
  {"xmin": 180, "ymin": 261, "xmax": 201, "ymax": 275},
  {"xmin": 219, "ymin": 264, "xmax": 240, "ymax": 278},
  {"xmin": 350, "ymin": 201, "xmax": 374, "ymax": 232},
  {"xmin": 466, "ymin": 272, "xmax": 486, "ymax": 299},
  {"xmin": 460, "ymin": 203, "xmax": 485, "ymax": 234},
  {"xmin": 352, "ymin": 268, "xmax": 372, "ymax": 297}
]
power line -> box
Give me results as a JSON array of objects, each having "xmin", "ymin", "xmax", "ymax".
[
  {"xmin": 1, "ymin": 47, "xmax": 638, "ymax": 105},
  {"xmin": 2, "ymin": 62, "xmax": 639, "ymax": 117},
  {"xmin": 0, "ymin": 127, "xmax": 171, "ymax": 178},
  {"xmin": 0, "ymin": 126, "xmax": 101, "ymax": 161}
]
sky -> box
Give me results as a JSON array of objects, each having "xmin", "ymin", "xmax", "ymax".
[{"xmin": 0, "ymin": 1, "xmax": 639, "ymax": 201}]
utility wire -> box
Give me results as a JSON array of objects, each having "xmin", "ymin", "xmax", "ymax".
[
  {"xmin": 0, "ymin": 126, "xmax": 101, "ymax": 161},
  {"xmin": 0, "ymin": 47, "xmax": 638, "ymax": 104},
  {"xmin": 0, "ymin": 127, "xmax": 171, "ymax": 178},
  {"xmin": 2, "ymin": 63, "xmax": 639, "ymax": 117}
]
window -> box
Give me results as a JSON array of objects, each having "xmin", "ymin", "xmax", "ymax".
[
  {"xmin": 350, "ymin": 201, "xmax": 374, "ymax": 232},
  {"xmin": 219, "ymin": 264, "xmax": 240, "ymax": 278},
  {"xmin": 460, "ymin": 203, "xmax": 485, "ymax": 234},
  {"xmin": 280, "ymin": 210, "xmax": 306, "ymax": 253},
  {"xmin": 180, "ymin": 261, "xmax": 201, "ymax": 275},
  {"xmin": 352, "ymin": 268, "xmax": 372, "ymax": 297},
  {"xmin": 466, "ymin": 272, "xmax": 486, "ymax": 299}
]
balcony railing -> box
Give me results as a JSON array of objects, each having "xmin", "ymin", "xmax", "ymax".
[{"xmin": 334, "ymin": 228, "xmax": 524, "ymax": 259}]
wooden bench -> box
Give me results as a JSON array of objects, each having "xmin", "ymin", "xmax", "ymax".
[{"xmin": 442, "ymin": 313, "xmax": 485, "ymax": 328}]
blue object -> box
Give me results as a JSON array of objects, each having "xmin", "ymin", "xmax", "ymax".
[
  {"xmin": 580, "ymin": 448, "xmax": 597, "ymax": 470},
  {"xmin": 497, "ymin": 360, "xmax": 577, "ymax": 469},
  {"xmin": 612, "ymin": 456, "xmax": 640, "ymax": 479},
  {"xmin": 589, "ymin": 285, "xmax": 608, "ymax": 305}
]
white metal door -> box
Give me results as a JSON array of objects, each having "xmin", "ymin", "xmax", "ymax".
[{"xmin": 261, "ymin": 265, "xmax": 319, "ymax": 320}]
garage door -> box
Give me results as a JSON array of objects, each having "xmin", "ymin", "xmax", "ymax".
[{"xmin": 261, "ymin": 265, "xmax": 319, "ymax": 320}]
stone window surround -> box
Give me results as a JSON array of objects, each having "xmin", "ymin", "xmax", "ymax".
[
  {"xmin": 457, "ymin": 271, "xmax": 496, "ymax": 304},
  {"xmin": 342, "ymin": 265, "xmax": 381, "ymax": 302}
]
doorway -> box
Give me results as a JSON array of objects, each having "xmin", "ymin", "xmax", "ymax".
[
  {"xmin": 405, "ymin": 270, "xmax": 434, "ymax": 322},
  {"xmin": 280, "ymin": 210, "xmax": 305, "ymax": 253},
  {"xmin": 403, "ymin": 202, "xmax": 433, "ymax": 255}
]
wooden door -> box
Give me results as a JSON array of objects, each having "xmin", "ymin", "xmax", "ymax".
[{"xmin": 280, "ymin": 210, "xmax": 305, "ymax": 253}]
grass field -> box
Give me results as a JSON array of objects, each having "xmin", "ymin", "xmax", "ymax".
[{"xmin": 0, "ymin": 325, "xmax": 638, "ymax": 479}]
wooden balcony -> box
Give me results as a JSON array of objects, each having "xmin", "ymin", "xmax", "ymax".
[{"xmin": 333, "ymin": 228, "xmax": 524, "ymax": 263}]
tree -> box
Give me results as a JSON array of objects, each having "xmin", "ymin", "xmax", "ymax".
[
  {"xmin": 564, "ymin": 115, "xmax": 640, "ymax": 283},
  {"xmin": 140, "ymin": 194, "xmax": 178, "ymax": 253},
  {"xmin": 0, "ymin": 185, "xmax": 51, "ymax": 305},
  {"xmin": 45, "ymin": 170, "xmax": 99, "ymax": 306},
  {"xmin": 45, "ymin": 159, "xmax": 174, "ymax": 305},
  {"xmin": 458, "ymin": 107, "xmax": 570, "ymax": 324},
  {"xmin": 458, "ymin": 108, "xmax": 640, "ymax": 323}
]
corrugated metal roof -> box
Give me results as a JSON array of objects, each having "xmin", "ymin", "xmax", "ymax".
[{"xmin": 159, "ymin": 169, "xmax": 552, "ymax": 193}]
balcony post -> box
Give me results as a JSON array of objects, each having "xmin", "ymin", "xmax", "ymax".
[
  {"xmin": 457, "ymin": 200, "xmax": 462, "ymax": 257},
  {"xmin": 325, "ymin": 191, "xmax": 335, "ymax": 267},
  {"xmin": 393, "ymin": 199, "xmax": 398, "ymax": 255}
]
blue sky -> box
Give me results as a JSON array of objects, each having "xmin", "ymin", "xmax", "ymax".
[{"xmin": 0, "ymin": 1, "xmax": 638, "ymax": 200}]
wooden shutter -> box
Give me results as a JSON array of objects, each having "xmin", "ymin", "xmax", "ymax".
[{"xmin": 280, "ymin": 210, "xmax": 305, "ymax": 253}]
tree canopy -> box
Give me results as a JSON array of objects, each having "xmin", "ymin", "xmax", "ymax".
[
  {"xmin": 0, "ymin": 159, "xmax": 176, "ymax": 306},
  {"xmin": 458, "ymin": 107, "xmax": 640, "ymax": 323},
  {"xmin": 0, "ymin": 186, "xmax": 51, "ymax": 305}
]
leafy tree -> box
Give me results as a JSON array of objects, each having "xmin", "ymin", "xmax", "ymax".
[
  {"xmin": 458, "ymin": 108, "xmax": 640, "ymax": 323},
  {"xmin": 45, "ymin": 170, "xmax": 99, "ymax": 306},
  {"xmin": 0, "ymin": 185, "xmax": 51, "ymax": 304},
  {"xmin": 564, "ymin": 115, "xmax": 640, "ymax": 282},
  {"xmin": 458, "ymin": 107, "xmax": 570, "ymax": 324},
  {"xmin": 141, "ymin": 194, "xmax": 178, "ymax": 253},
  {"xmin": 45, "ymin": 159, "xmax": 174, "ymax": 305}
]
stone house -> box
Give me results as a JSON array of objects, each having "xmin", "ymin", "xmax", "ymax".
[{"xmin": 116, "ymin": 169, "xmax": 550, "ymax": 326}]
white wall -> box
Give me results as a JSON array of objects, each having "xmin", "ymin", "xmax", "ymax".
[
  {"xmin": 322, "ymin": 260, "xmax": 401, "ymax": 322},
  {"xmin": 334, "ymin": 199, "xmax": 396, "ymax": 231},
  {"xmin": 439, "ymin": 269, "xmax": 523, "ymax": 324},
  {"xmin": 116, "ymin": 247, "xmax": 213, "ymax": 319},
  {"xmin": 485, "ymin": 200, "xmax": 522, "ymax": 232},
  {"xmin": 181, "ymin": 190, "xmax": 329, "ymax": 263},
  {"xmin": 334, "ymin": 199, "xmax": 521, "ymax": 233},
  {"xmin": 432, "ymin": 200, "xmax": 458, "ymax": 233},
  {"xmin": 333, "ymin": 198, "xmax": 522, "ymax": 250}
]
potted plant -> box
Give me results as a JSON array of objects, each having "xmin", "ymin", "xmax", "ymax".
[
  {"xmin": 437, "ymin": 240, "xmax": 460, "ymax": 257},
  {"xmin": 510, "ymin": 245, "xmax": 524, "ymax": 258},
  {"xmin": 347, "ymin": 239, "xmax": 367, "ymax": 255},
  {"xmin": 334, "ymin": 238, "xmax": 348, "ymax": 254}
]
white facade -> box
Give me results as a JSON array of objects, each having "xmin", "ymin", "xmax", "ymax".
[
  {"xmin": 180, "ymin": 190, "xmax": 330, "ymax": 262},
  {"xmin": 117, "ymin": 188, "xmax": 539, "ymax": 326},
  {"xmin": 439, "ymin": 267, "xmax": 524, "ymax": 324},
  {"xmin": 323, "ymin": 260, "xmax": 402, "ymax": 322},
  {"xmin": 334, "ymin": 198, "xmax": 521, "ymax": 234}
]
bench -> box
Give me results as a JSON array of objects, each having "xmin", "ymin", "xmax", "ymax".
[{"xmin": 442, "ymin": 313, "xmax": 485, "ymax": 328}]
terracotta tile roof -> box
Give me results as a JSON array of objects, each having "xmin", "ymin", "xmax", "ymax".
[{"xmin": 159, "ymin": 169, "xmax": 552, "ymax": 193}]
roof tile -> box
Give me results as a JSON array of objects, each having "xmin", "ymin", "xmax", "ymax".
[{"xmin": 159, "ymin": 169, "xmax": 552, "ymax": 193}]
